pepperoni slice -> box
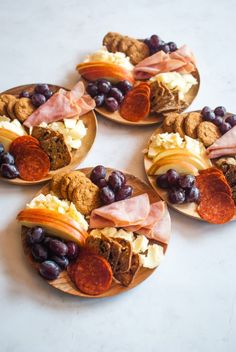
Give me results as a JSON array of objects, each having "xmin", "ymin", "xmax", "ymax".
[
  {"xmin": 73, "ymin": 254, "xmax": 112, "ymax": 295},
  {"xmin": 197, "ymin": 192, "xmax": 235, "ymax": 224},
  {"xmin": 15, "ymin": 148, "xmax": 50, "ymax": 181},
  {"xmin": 10, "ymin": 136, "xmax": 39, "ymax": 157},
  {"xmin": 120, "ymin": 88, "xmax": 151, "ymax": 122},
  {"xmin": 196, "ymin": 174, "xmax": 231, "ymax": 197}
]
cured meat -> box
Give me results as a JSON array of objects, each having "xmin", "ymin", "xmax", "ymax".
[
  {"xmin": 89, "ymin": 194, "xmax": 150, "ymax": 229},
  {"xmin": 134, "ymin": 45, "xmax": 196, "ymax": 80},
  {"xmin": 73, "ymin": 253, "xmax": 113, "ymax": 295},
  {"xmin": 24, "ymin": 81, "xmax": 95, "ymax": 128},
  {"xmin": 197, "ymin": 192, "xmax": 235, "ymax": 224},
  {"xmin": 10, "ymin": 135, "xmax": 39, "ymax": 156},
  {"xmin": 206, "ymin": 126, "xmax": 236, "ymax": 159}
]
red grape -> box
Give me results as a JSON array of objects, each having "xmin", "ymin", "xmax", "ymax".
[
  {"xmin": 26, "ymin": 227, "xmax": 45, "ymax": 245},
  {"xmin": 0, "ymin": 152, "xmax": 14, "ymax": 165},
  {"xmin": 220, "ymin": 121, "xmax": 231, "ymax": 134},
  {"xmin": 204, "ymin": 111, "xmax": 215, "ymax": 122},
  {"xmin": 116, "ymin": 80, "xmax": 132, "ymax": 95},
  {"xmin": 214, "ymin": 115, "xmax": 223, "ymax": 126},
  {"xmin": 97, "ymin": 79, "xmax": 111, "ymax": 94},
  {"xmin": 50, "ymin": 255, "xmax": 69, "ymax": 270},
  {"xmin": 100, "ymin": 186, "xmax": 115, "ymax": 204},
  {"xmin": 31, "ymin": 93, "xmax": 46, "ymax": 107},
  {"xmin": 96, "ymin": 178, "xmax": 107, "ymax": 188},
  {"xmin": 86, "ymin": 82, "xmax": 98, "ymax": 97},
  {"xmin": 201, "ymin": 106, "xmax": 211, "ymax": 118},
  {"xmin": 186, "ymin": 187, "xmax": 200, "ymax": 203},
  {"xmin": 105, "ymin": 97, "xmax": 119, "ymax": 112},
  {"xmin": 108, "ymin": 172, "xmax": 122, "ymax": 191},
  {"xmin": 179, "ymin": 175, "xmax": 195, "ymax": 189},
  {"xmin": 35, "ymin": 84, "xmax": 49, "ymax": 95},
  {"xmin": 44, "ymin": 90, "xmax": 53, "ymax": 100},
  {"xmin": 115, "ymin": 185, "xmax": 133, "ymax": 201},
  {"xmin": 108, "ymin": 87, "xmax": 124, "ymax": 103},
  {"xmin": 94, "ymin": 94, "xmax": 105, "ymax": 107},
  {"xmin": 90, "ymin": 165, "xmax": 106, "ymax": 183},
  {"xmin": 168, "ymin": 188, "xmax": 185, "ymax": 204},
  {"xmin": 156, "ymin": 174, "xmax": 169, "ymax": 189},
  {"xmin": 168, "ymin": 42, "xmax": 177, "ymax": 52},
  {"xmin": 225, "ymin": 115, "xmax": 236, "ymax": 127},
  {"xmin": 160, "ymin": 44, "xmax": 170, "ymax": 53},
  {"xmin": 111, "ymin": 170, "xmax": 126, "ymax": 186},
  {"xmin": 66, "ymin": 242, "xmax": 79, "ymax": 260},
  {"xmin": 31, "ymin": 244, "xmax": 48, "ymax": 262},
  {"xmin": 49, "ymin": 239, "xmax": 68, "ymax": 257},
  {"xmin": 39, "ymin": 261, "xmax": 60, "ymax": 280},
  {"xmin": 214, "ymin": 106, "xmax": 226, "ymax": 117},
  {"xmin": 166, "ymin": 169, "xmax": 179, "ymax": 186},
  {"xmin": 0, "ymin": 164, "xmax": 19, "ymax": 178},
  {"xmin": 20, "ymin": 91, "xmax": 30, "ymax": 98}
]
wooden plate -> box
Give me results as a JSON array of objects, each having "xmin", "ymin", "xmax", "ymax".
[
  {"xmin": 21, "ymin": 167, "xmax": 168, "ymax": 298},
  {"xmin": 144, "ymin": 123, "xmax": 207, "ymax": 221},
  {"xmin": 0, "ymin": 84, "xmax": 97, "ymax": 185},
  {"xmin": 95, "ymin": 69, "xmax": 200, "ymax": 126}
]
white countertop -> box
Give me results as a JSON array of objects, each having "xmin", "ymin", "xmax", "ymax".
[{"xmin": 1, "ymin": 0, "xmax": 236, "ymax": 351}]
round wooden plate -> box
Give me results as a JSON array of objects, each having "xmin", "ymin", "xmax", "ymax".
[
  {"xmin": 21, "ymin": 167, "xmax": 168, "ymax": 298},
  {"xmin": 0, "ymin": 84, "xmax": 97, "ymax": 185},
  {"xmin": 95, "ymin": 69, "xmax": 200, "ymax": 126}
]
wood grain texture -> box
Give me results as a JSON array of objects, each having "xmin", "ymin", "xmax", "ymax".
[
  {"xmin": 21, "ymin": 167, "xmax": 168, "ymax": 298},
  {"xmin": 94, "ymin": 69, "xmax": 200, "ymax": 126},
  {"xmin": 0, "ymin": 84, "xmax": 97, "ymax": 185}
]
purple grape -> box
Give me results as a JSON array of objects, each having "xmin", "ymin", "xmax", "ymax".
[
  {"xmin": 201, "ymin": 106, "xmax": 211, "ymax": 118},
  {"xmin": 90, "ymin": 165, "xmax": 106, "ymax": 184},
  {"xmin": 156, "ymin": 174, "xmax": 169, "ymax": 189},
  {"xmin": 108, "ymin": 87, "xmax": 124, "ymax": 104},
  {"xmin": 19, "ymin": 91, "xmax": 30, "ymax": 98},
  {"xmin": 166, "ymin": 169, "xmax": 180, "ymax": 186},
  {"xmin": 204, "ymin": 111, "xmax": 216, "ymax": 122},
  {"xmin": 31, "ymin": 93, "xmax": 46, "ymax": 107},
  {"xmin": 50, "ymin": 255, "xmax": 69, "ymax": 270},
  {"xmin": 94, "ymin": 94, "xmax": 105, "ymax": 107},
  {"xmin": 150, "ymin": 35, "xmax": 162, "ymax": 48},
  {"xmin": 44, "ymin": 90, "xmax": 53, "ymax": 100},
  {"xmin": 49, "ymin": 239, "xmax": 68, "ymax": 257},
  {"xmin": 185, "ymin": 186, "xmax": 200, "ymax": 203},
  {"xmin": 108, "ymin": 172, "xmax": 123, "ymax": 191},
  {"xmin": 160, "ymin": 44, "xmax": 170, "ymax": 53},
  {"xmin": 214, "ymin": 106, "xmax": 226, "ymax": 117},
  {"xmin": 0, "ymin": 152, "xmax": 14, "ymax": 165},
  {"xmin": 35, "ymin": 84, "xmax": 49, "ymax": 95},
  {"xmin": 220, "ymin": 122, "xmax": 232, "ymax": 134},
  {"xmin": 214, "ymin": 115, "xmax": 223, "ymax": 126},
  {"xmin": 26, "ymin": 227, "xmax": 45, "ymax": 246},
  {"xmin": 31, "ymin": 244, "xmax": 48, "ymax": 262},
  {"xmin": 39, "ymin": 261, "xmax": 60, "ymax": 280},
  {"xmin": 115, "ymin": 185, "xmax": 133, "ymax": 201},
  {"xmin": 86, "ymin": 82, "xmax": 98, "ymax": 97},
  {"xmin": 178, "ymin": 175, "xmax": 195, "ymax": 189},
  {"xmin": 66, "ymin": 242, "xmax": 79, "ymax": 260},
  {"xmin": 105, "ymin": 97, "xmax": 119, "ymax": 112},
  {"xmin": 100, "ymin": 186, "xmax": 115, "ymax": 205},
  {"xmin": 168, "ymin": 42, "xmax": 177, "ymax": 52},
  {"xmin": 43, "ymin": 237, "xmax": 51, "ymax": 247},
  {"xmin": 225, "ymin": 115, "xmax": 236, "ymax": 127},
  {"xmin": 97, "ymin": 79, "xmax": 111, "ymax": 94},
  {"xmin": 113, "ymin": 170, "xmax": 126, "ymax": 185},
  {"xmin": 0, "ymin": 143, "xmax": 4, "ymax": 155},
  {"xmin": 116, "ymin": 80, "xmax": 132, "ymax": 95},
  {"xmin": 96, "ymin": 178, "xmax": 107, "ymax": 188},
  {"xmin": 168, "ymin": 188, "xmax": 185, "ymax": 204},
  {"xmin": 0, "ymin": 164, "xmax": 19, "ymax": 178}
]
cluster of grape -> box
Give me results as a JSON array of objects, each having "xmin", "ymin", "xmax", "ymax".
[
  {"xmin": 201, "ymin": 106, "xmax": 236, "ymax": 134},
  {"xmin": 0, "ymin": 144, "xmax": 19, "ymax": 179},
  {"xmin": 144, "ymin": 34, "xmax": 178, "ymax": 55},
  {"xmin": 20, "ymin": 83, "xmax": 53, "ymax": 107},
  {"xmin": 25, "ymin": 226, "xmax": 79, "ymax": 280},
  {"xmin": 156, "ymin": 169, "xmax": 200, "ymax": 204},
  {"xmin": 90, "ymin": 165, "xmax": 133, "ymax": 205},
  {"xmin": 86, "ymin": 79, "xmax": 132, "ymax": 112}
]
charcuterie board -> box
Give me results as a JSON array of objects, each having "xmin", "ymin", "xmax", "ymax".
[
  {"xmin": 19, "ymin": 167, "xmax": 169, "ymax": 298},
  {"xmin": 0, "ymin": 84, "xmax": 97, "ymax": 185}
]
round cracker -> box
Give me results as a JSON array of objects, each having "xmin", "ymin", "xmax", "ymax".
[
  {"xmin": 50, "ymin": 172, "xmax": 67, "ymax": 198},
  {"xmin": 7, "ymin": 97, "xmax": 18, "ymax": 120},
  {"xmin": 174, "ymin": 113, "xmax": 187, "ymax": 137},
  {"xmin": 67, "ymin": 172, "xmax": 88, "ymax": 201},
  {"xmin": 197, "ymin": 121, "xmax": 221, "ymax": 147},
  {"xmin": 163, "ymin": 112, "xmax": 179, "ymax": 133},
  {"xmin": 60, "ymin": 171, "xmax": 81, "ymax": 200},
  {"xmin": 184, "ymin": 112, "xmax": 203, "ymax": 139},
  {"xmin": 72, "ymin": 181, "xmax": 101, "ymax": 216},
  {"xmin": 15, "ymin": 98, "xmax": 35, "ymax": 122}
]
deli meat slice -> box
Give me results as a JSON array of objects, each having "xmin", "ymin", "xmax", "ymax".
[
  {"xmin": 125, "ymin": 201, "xmax": 171, "ymax": 244},
  {"xmin": 207, "ymin": 126, "xmax": 236, "ymax": 158},
  {"xmin": 134, "ymin": 45, "xmax": 196, "ymax": 80},
  {"xmin": 24, "ymin": 81, "xmax": 95, "ymax": 128},
  {"xmin": 89, "ymin": 194, "xmax": 150, "ymax": 229}
]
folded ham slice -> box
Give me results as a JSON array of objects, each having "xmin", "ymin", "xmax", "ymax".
[
  {"xmin": 89, "ymin": 194, "xmax": 150, "ymax": 229},
  {"xmin": 207, "ymin": 126, "xmax": 236, "ymax": 159},
  {"xmin": 24, "ymin": 81, "xmax": 95, "ymax": 128},
  {"xmin": 134, "ymin": 45, "xmax": 196, "ymax": 80},
  {"xmin": 124, "ymin": 201, "xmax": 171, "ymax": 244}
]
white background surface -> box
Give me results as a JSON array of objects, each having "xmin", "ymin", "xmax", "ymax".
[{"xmin": 0, "ymin": 0, "xmax": 236, "ymax": 351}]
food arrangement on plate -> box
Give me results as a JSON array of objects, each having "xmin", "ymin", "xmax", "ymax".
[
  {"xmin": 76, "ymin": 32, "xmax": 199, "ymax": 125},
  {"xmin": 0, "ymin": 82, "xmax": 96, "ymax": 183},
  {"xmin": 17, "ymin": 167, "xmax": 171, "ymax": 297},
  {"xmin": 144, "ymin": 106, "xmax": 236, "ymax": 224}
]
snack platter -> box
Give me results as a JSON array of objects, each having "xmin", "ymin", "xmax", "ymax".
[
  {"xmin": 18, "ymin": 167, "xmax": 170, "ymax": 298},
  {"xmin": 77, "ymin": 32, "xmax": 200, "ymax": 126},
  {"xmin": 0, "ymin": 83, "xmax": 97, "ymax": 184},
  {"xmin": 144, "ymin": 107, "xmax": 236, "ymax": 224}
]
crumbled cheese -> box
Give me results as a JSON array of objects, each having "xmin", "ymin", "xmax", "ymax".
[
  {"xmin": 0, "ymin": 116, "xmax": 27, "ymax": 136},
  {"xmin": 27, "ymin": 193, "xmax": 88, "ymax": 230},
  {"xmin": 84, "ymin": 46, "xmax": 134, "ymax": 71},
  {"xmin": 139, "ymin": 244, "xmax": 164, "ymax": 269}
]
